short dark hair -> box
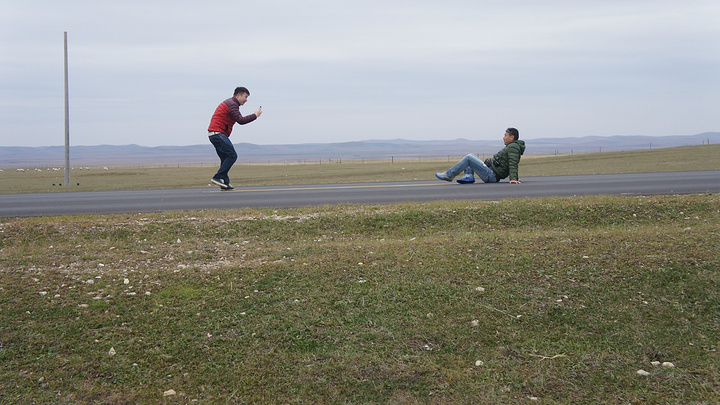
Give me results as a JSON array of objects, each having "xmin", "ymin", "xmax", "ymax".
[
  {"xmin": 233, "ymin": 87, "xmax": 250, "ymax": 97},
  {"xmin": 506, "ymin": 127, "xmax": 519, "ymax": 140}
]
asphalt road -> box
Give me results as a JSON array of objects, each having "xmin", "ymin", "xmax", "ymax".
[{"xmin": 1, "ymin": 171, "xmax": 718, "ymax": 218}]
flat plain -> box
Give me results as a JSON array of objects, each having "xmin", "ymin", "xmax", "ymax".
[{"xmin": 1, "ymin": 144, "xmax": 718, "ymax": 193}]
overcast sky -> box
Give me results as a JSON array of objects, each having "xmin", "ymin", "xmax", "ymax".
[{"xmin": 1, "ymin": 0, "xmax": 718, "ymax": 147}]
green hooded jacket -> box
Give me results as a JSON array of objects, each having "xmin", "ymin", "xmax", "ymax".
[{"xmin": 490, "ymin": 139, "xmax": 526, "ymax": 181}]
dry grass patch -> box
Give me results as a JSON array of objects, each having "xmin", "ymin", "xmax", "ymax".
[{"xmin": 2, "ymin": 144, "xmax": 718, "ymax": 193}]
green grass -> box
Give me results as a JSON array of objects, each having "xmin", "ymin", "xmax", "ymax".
[
  {"xmin": 1, "ymin": 144, "xmax": 718, "ymax": 194},
  {"xmin": 1, "ymin": 144, "xmax": 718, "ymax": 402},
  {"xmin": 1, "ymin": 195, "xmax": 719, "ymax": 403}
]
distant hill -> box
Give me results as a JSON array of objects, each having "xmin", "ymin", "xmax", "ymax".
[{"xmin": 1, "ymin": 132, "xmax": 718, "ymax": 168}]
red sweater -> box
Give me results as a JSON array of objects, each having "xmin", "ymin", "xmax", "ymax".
[{"xmin": 207, "ymin": 97, "xmax": 257, "ymax": 137}]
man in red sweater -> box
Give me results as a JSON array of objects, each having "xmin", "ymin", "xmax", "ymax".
[{"xmin": 207, "ymin": 87, "xmax": 263, "ymax": 190}]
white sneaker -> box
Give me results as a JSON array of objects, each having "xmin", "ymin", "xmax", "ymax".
[
  {"xmin": 211, "ymin": 178, "xmax": 228, "ymax": 189},
  {"xmin": 435, "ymin": 172, "xmax": 452, "ymax": 182}
]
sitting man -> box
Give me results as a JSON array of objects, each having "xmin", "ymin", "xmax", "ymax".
[{"xmin": 435, "ymin": 127, "xmax": 525, "ymax": 184}]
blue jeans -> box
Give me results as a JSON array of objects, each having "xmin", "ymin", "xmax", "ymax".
[
  {"xmin": 446, "ymin": 154, "xmax": 497, "ymax": 183},
  {"xmin": 209, "ymin": 134, "xmax": 237, "ymax": 185}
]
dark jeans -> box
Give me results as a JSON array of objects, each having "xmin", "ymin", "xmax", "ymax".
[{"xmin": 209, "ymin": 134, "xmax": 237, "ymax": 185}]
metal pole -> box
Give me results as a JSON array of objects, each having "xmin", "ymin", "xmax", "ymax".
[{"xmin": 64, "ymin": 31, "xmax": 70, "ymax": 186}]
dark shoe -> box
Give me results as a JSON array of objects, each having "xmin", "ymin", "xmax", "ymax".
[
  {"xmin": 456, "ymin": 176, "xmax": 475, "ymax": 184},
  {"xmin": 435, "ymin": 172, "xmax": 452, "ymax": 182},
  {"xmin": 222, "ymin": 185, "xmax": 235, "ymax": 191},
  {"xmin": 211, "ymin": 178, "xmax": 229, "ymax": 189}
]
